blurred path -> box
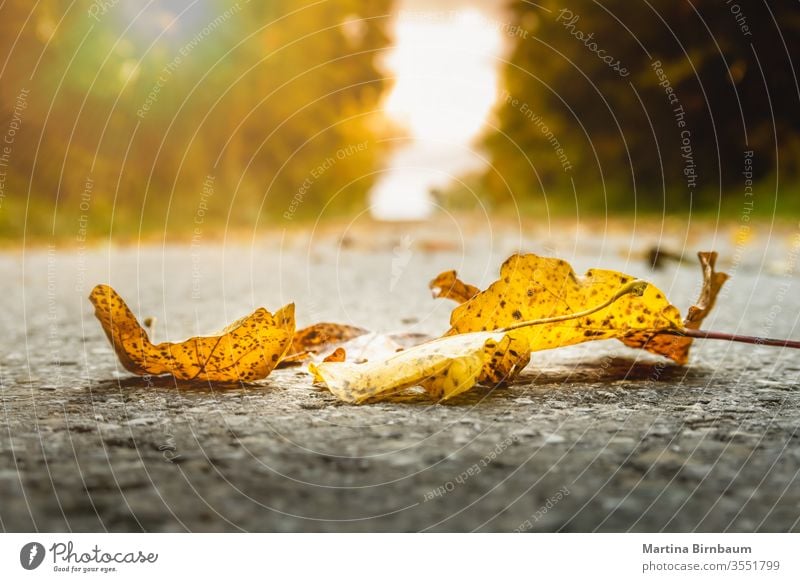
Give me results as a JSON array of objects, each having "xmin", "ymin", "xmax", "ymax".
[{"xmin": 1, "ymin": 223, "xmax": 799, "ymax": 532}]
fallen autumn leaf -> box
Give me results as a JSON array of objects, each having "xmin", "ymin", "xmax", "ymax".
[{"xmin": 89, "ymin": 284, "xmax": 295, "ymax": 382}]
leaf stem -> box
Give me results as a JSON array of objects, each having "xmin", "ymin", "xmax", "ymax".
[
  {"xmin": 497, "ymin": 279, "xmax": 649, "ymax": 333},
  {"xmin": 657, "ymin": 328, "xmax": 800, "ymax": 349}
]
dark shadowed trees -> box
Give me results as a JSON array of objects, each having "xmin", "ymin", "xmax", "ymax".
[{"xmin": 483, "ymin": 0, "xmax": 800, "ymax": 214}]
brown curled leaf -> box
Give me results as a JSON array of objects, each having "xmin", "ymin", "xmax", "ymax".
[
  {"xmin": 288, "ymin": 322, "xmax": 367, "ymax": 358},
  {"xmin": 89, "ymin": 284, "xmax": 295, "ymax": 382}
]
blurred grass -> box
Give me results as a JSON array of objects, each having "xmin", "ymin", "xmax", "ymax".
[
  {"xmin": 439, "ymin": 173, "xmax": 800, "ymax": 223},
  {"xmin": 5, "ymin": 175, "xmax": 797, "ymax": 248}
]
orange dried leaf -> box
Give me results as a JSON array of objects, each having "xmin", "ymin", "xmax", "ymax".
[
  {"xmin": 429, "ymin": 270, "xmax": 480, "ymax": 303},
  {"xmin": 89, "ymin": 284, "xmax": 295, "ymax": 382},
  {"xmin": 323, "ymin": 347, "xmax": 347, "ymax": 363}
]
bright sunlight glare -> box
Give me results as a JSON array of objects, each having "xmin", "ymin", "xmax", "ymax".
[
  {"xmin": 384, "ymin": 9, "xmax": 502, "ymax": 142},
  {"xmin": 370, "ymin": 6, "xmax": 505, "ymax": 221}
]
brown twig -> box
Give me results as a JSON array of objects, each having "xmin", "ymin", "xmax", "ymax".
[{"xmin": 657, "ymin": 328, "xmax": 800, "ymax": 349}]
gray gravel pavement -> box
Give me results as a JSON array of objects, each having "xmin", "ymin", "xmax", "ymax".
[{"xmin": 1, "ymin": 222, "xmax": 799, "ymax": 532}]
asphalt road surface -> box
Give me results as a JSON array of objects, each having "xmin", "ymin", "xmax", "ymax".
[{"xmin": 1, "ymin": 222, "xmax": 799, "ymax": 532}]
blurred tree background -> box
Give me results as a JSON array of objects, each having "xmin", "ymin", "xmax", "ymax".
[
  {"xmin": 2, "ymin": 0, "xmax": 798, "ymax": 242},
  {"xmin": 481, "ymin": 0, "xmax": 800, "ymax": 216},
  {"xmin": 0, "ymin": 0, "xmax": 391, "ymax": 239}
]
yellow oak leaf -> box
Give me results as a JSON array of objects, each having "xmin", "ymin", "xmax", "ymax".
[
  {"xmin": 89, "ymin": 284, "xmax": 295, "ymax": 382},
  {"xmin": 433, "ymin": 252, "xmax": 727, "ymax": 367},
  {"xmin": 439, "ymin": 253, "xmax": 684, "ymax": 356}
]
